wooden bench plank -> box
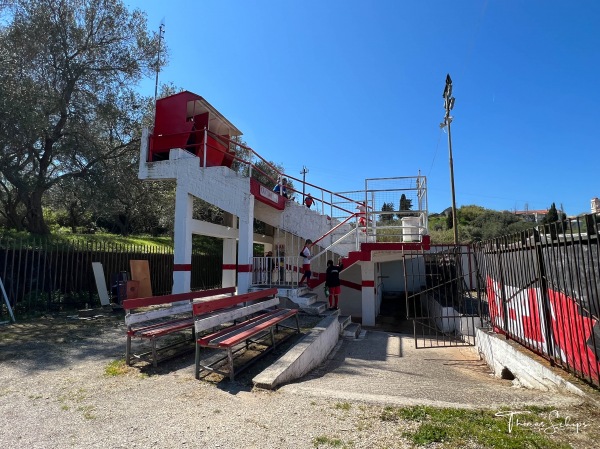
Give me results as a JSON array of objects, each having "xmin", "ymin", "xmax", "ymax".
[
  {"xmin": 193, "ymin": 297, "xmax": 279, "ymax": 334},
  {"xmin": 200, "ymin": 309, "xmax": 297, "ymax": 348},
  {"xmin": 192, "ymin": 288, "xmax": 278, "ymax": 315},
  {"xmin": 130, "ymin": 317, "xmax": 195, "ymax": 338},
  {"xmin": 216, "ymin": 309, "xmax": 297, "ymax": 348},
  {"xmin": 125, "ymin": 302, "xmax": 192, "ymax": 327},
  {"xmin": 124, "ymin": 286, "xmax": 236, "ymax": 310}
]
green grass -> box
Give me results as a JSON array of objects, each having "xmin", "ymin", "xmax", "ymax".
[
  {"xmin": 104, "ymin": 360, "xmax": 129, "ymax": 376},
  {"xmin": 312, "ymin": 435, "xmax": 353, "ymax": 448},
  {"xmin": 381, "ymin": 405, "xmax": 573, "ymax": 449},
  {"xmin": 334, "ymin": 402, "xmax": 351, "ymax": 411},
  {"xmin": 0, "ymin": 228, "xmax": 173, "ymax": 250}
]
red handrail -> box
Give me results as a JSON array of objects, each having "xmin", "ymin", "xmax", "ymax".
[{"xmin": 311, "ymin": 214, "xmax": 358, "ymax": 247}]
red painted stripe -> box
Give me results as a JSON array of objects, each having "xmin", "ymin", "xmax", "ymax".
[
  {"xmin": 340, "ymin": 279, "xmax": 362, "ymax": 291},
  {"xmin": 362, "ymin": 280, "xmax": 375, "ymax": 287},
  {"xmin": 222, "ymin": 264, "xmax": 237, "ymax": 270},
  {"xmin": 237, "ymin": 264, "xmax": 253, "ymax": 273},
  {"xmin": 173, "ymin": 264, "xmax": 192, "ymax": 271}
]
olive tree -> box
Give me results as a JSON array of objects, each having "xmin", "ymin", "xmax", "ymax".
[{"xmin": 0, "ymin": 0, "xmax": 162, "ymax": 234}]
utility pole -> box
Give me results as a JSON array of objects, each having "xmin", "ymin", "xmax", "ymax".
[
  {"xmin": 441, "ymin": 74, "xmax": 459, "ymax": 245},
  {"xmin": 154, "ymin": 19, "xmax": 165, "ymax": 103},
  {"xmin": 300, "ymin": 166, "xmax": 309, "ymax": 202}
]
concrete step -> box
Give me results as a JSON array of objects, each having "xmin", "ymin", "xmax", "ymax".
[
  {"xmin": 301, "ymin": 301, "xmax": 328, "ymax": 315},
  {"xmin": 342, "ymin": 322, "xmax": 362, "ymax": 339},
  {"xmin": 338, "ymin": 314, "xmax": 352, "ymax": 330},
  {"xmin": 290, "ymin": 292, "xmax": 319, "ymax": 307}
]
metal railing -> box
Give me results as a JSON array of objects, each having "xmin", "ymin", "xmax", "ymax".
[
  {"xmin": 474, "ymin": 214, "xmax": 600, "ymax": 388},
  {"xmin": 251, "ymin": 256, "xmax": 303, "ymax": 287},
  {"xmin": 147, "ymin": 130, "xmax": 430, "ymax": 248},
  {"xmin": 0, "ymin": 237, "xmax": 222, "ymax": 317}
]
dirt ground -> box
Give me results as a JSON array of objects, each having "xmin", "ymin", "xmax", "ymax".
[{"xmin": 1, "ymin": 312, "xmax": 600, "ymax": 449}]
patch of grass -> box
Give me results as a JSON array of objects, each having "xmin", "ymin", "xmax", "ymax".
[
  {"xmin": 334, "ymin": 402, "xmax": 351, "ymax": 411},
  {"xmin": 312, "ymin": 435, "xmax": 353, "ymax": 448},
  {"xmin": 383, "ymin": 405, "xmax": 573, "ymax": 449},
  {"xmin": 0, "ymin": 388, "xmax": 10, "ymax": 397},
  {"xmin": 77, "ymin": 405, "xmax": 96, "ymax": 420},
  {"xmin": 58, "ymin": 388, "xmax": 87, "ymax": 404},
  {"xmin": 104, "ymin": 359, "xmax": 129, "ymax": 376}
]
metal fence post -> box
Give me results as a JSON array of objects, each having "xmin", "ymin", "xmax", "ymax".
[{"xmin": 533, "ymin": 228, "xmax": 555, "ymax": 366}]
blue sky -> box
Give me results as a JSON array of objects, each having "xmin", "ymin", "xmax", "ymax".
[{"xmin": 126, "ymin": 0, "xmax": 599, "ymax": 216}]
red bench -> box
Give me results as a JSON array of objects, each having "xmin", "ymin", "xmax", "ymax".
[
  {"xmin": 193, "ymin": 288, "xmax": 300, "ymax": 381},
  {"xmin": 124, "ymin": 286, "xmax": 236, "ymax": 367}
]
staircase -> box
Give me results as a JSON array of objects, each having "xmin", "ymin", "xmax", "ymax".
[{"xmin": 273, "ymin": 286, "xmax": 362, "ymax": 340}]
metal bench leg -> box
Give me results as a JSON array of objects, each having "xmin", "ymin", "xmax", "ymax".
[
  {"xmin": 151, "ymin": 338, "xmax": 158, "ymax": 367},
  {"xmin": 228, "ymin": 348, "xmax": 235, "ymax": 381},
  {"xmin": 270, "ymin": 327, "xmax": 276, "ymax": 349},
  {"xmin": 126, "ymin": 335, "xmax": 132, "ymax": 366},
  {"xmin": 195, "ymin": 342, "xmax": 201, "ymax": 379},
  {"xmin": 295, "ymin": 314, "xmax": 300, "ymax": 333}
]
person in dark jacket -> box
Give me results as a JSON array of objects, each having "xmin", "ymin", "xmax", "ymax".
[{"xmin": 325, "ymin": 258, "xmax": 344, "ymax": 310}]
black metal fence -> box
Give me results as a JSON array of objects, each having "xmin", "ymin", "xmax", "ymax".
[
  {"xmin": 404, "ymin": 244, "xmax": 483, "ymax": 348},
  {"xmin": 0, "ymin": 237, "xmax": 222, "ymax": 317},
  {"xmin": 474, "ymin": 214, "xmax": 600, "ymax": 388}
]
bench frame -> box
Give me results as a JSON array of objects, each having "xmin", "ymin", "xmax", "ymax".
[
  {"xmin": 193, "ymin": 288, "xmax": 300, "ymax": 381},
  {"xmin": 124, "ymin": 286, "xmax": 236, "ymax": 367}
]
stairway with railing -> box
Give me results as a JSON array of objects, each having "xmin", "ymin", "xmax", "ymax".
[
  {"xmin": 141, "ymin": 122, "xmax": 429, "ymax": 295},
  {"xmin": 140, "ymin": 92, "xmax": 430, "ymax": 329}
]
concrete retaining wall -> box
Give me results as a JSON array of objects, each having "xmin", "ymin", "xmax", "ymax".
[{"xmin": 475, "ymin": 328, "xmax": 585, "ymax": 396}]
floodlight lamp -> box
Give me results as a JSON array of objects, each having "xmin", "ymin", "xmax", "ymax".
[{"xmin": 449, "ymin": 97, "xmax": 455, "ymax": 110}]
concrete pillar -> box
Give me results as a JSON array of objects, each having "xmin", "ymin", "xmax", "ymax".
[
  {"xmin": 222, "ymin": 236, "xmax": 237, "ymax": 290},
  {"xmin": 173, "ymin": 184, "xmax": 193, "ymax": 294},
  {"xmin": 236, "ymin": 193, "xmax": 255, "ymax": 294},
  {"xmin": 361, "ymin": 261, "xmax": 376, "ymax": 326}
]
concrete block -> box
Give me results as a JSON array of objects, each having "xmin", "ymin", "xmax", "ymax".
[{"xmin": 253, "ymin": 314, "xmax": 341, "ymax": 390}]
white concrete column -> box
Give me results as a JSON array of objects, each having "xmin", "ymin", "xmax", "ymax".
[
  {"xmin": 361, "ymin": 261, "xmax": 376, "ymax": 326},
  {"xmin": 236, "ymin": 193, "xmax": 255, "ymax": 294},
  {"xmin": 172, "ymin": 184, "xmax": 193, "ymax": 294},
  {"xmin": 222, "ymin": 237, "xmax": 237, "ymax": 289}
]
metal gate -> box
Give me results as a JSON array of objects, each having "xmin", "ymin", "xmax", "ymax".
[{"xmin": 403, "ymin": 245, "xmax": 485, "ymax": 348}]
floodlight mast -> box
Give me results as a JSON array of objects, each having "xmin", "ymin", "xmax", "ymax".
[
  {"xmin": 442, "ymin": 74, "xmax": 459, "ymax": 245},
  {"xmin": 300, "ymin": 165, "xmax": 309, "ymax": 201},
  {"xmin": 154, "ymin": 21, "xmax": 165, "ymax": 103}
]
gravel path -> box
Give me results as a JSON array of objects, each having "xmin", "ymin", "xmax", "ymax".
[{"xmin": 0, "ymin": 313, "xmax": 598, "ymax": 449}]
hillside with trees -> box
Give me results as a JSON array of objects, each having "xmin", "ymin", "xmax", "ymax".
[{"xmin": 427, "ymin": 205, "xmax": 561, "ymax": 244}]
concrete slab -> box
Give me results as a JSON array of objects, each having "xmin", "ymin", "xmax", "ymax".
[{"xmin": 280, "ymin": 330, "xmax": 585, "ymax": 409}]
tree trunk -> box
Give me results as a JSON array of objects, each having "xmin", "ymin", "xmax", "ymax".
[
  {"xmin": 0, "ymin": 199, "xmax": 25, "ymax": 231},
  {"xmin": 24, "ymin": 189, "xmax": 50, "ymax": 235}
]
